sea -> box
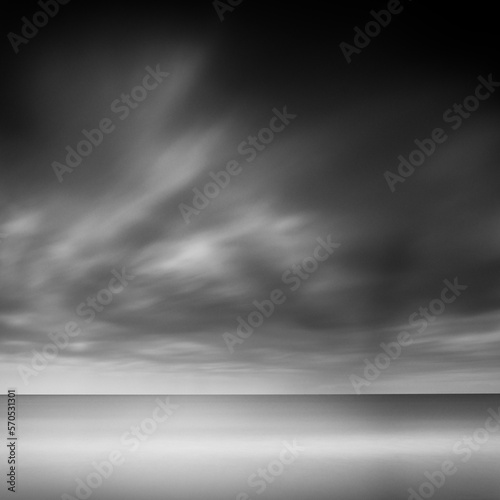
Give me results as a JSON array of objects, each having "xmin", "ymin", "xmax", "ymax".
[{"xmin": 1, "ymin": 395, "xmax": 499, "ymax": 499}]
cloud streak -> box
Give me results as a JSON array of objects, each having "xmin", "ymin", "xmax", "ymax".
[{"xmin": 1, "ymin": 2, "xmax": 500, "ymax": 394}]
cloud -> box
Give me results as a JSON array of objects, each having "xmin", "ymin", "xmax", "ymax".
[{"xmin": 1, "ymin": 3, "xmax": 500, "ymax": 393}]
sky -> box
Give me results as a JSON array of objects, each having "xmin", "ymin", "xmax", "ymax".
[{"xmin": 0, "ymin": 1, "xmax": 499, "ymax": 394}]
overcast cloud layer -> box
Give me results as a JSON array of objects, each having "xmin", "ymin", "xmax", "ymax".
[{"xmin": 0, "ymin": 1, "xmax": 499, "ymax": 393}]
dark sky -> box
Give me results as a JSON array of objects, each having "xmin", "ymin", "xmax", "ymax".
[{"xmin": 1, "ymin": 1, "xmax": 499, "ymax": 393}]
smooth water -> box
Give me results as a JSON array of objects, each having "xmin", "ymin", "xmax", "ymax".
[{"xmin": 1, "ymin": 395, "xmax": 499, "ymax": 499}]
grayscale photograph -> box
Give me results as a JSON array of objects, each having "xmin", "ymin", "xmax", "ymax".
[{"xmin": 0, "ymin": 1, "xmax": 499, "ymax": 499}]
